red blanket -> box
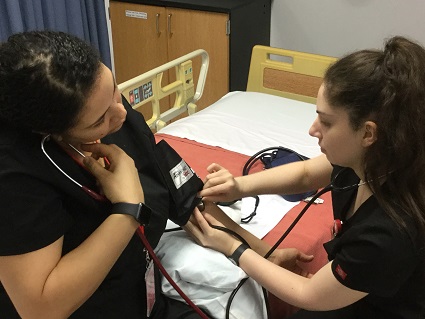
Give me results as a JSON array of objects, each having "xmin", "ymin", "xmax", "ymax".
[{"xmin": 155, "ymin": 133, "xmax": 334, "ymax": 318}]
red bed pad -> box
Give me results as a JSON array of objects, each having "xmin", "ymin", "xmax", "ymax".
[{"xmin": 155, "ymin": 133, "xmax": 334, "ymax": 318}]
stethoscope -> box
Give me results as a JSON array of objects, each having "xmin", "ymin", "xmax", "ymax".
[{"xmin": 40, "ymin": 135, "xmax": 108, "ymax": 202}]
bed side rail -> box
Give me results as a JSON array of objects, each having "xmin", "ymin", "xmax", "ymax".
[
  {"xmin": 118, "ymin": 49, "xmax": 209, "ymax": 130},
  {"xmin": 246, "ymin": 45, "xmax": 337, "ymax": 104}
]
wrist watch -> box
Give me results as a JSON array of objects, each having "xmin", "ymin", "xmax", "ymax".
[
  {"xmin": 111, "ymin": 202, "xmax": 151, "ymax": 226},
  {"xmin": 228, "ymin": 243, "xmax": 249, "ymax": 267}
]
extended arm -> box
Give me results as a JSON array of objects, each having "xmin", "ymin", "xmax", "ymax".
[
  {"xmin": 185, "ymin": 209, "xmax": 368, "ymax": 311},
  {"xmin": 199, "ymin": 154, "xmax": 333, "ymax": 203}
]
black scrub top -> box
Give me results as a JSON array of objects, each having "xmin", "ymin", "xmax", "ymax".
[{"xmin": 321, "ymin": 166, "xmax": 425, "ymax": 319}]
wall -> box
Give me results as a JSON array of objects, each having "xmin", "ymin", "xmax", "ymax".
[{"xmin": 271, "ymin": 0, "xmax": 425, "ymax": 58}]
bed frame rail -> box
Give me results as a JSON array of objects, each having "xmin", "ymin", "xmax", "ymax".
[{"xmin": 118, "ymin": 49, "xmax": 209, "ymax": 131}]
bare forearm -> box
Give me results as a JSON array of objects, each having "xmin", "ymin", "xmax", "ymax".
[
  {"xmin": 239, "ymin": 250, "xmax": 367, "ymax": 311},
  {"xmin": 239, "ymin": 248, "xmax": 310, "ymax": 308},
  {"xmin": 48, "ymin": 215, "xmax": 138, "ymax": 310},
  {"xmin": 10, "ymin": 214, "xmax": 139, "ymax": 319},
  {"xmin": 239, "ymin": 154, "xmax": 332, "ymax": 198}
]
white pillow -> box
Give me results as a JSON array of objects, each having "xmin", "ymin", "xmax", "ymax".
[{"xmin": 155, "ymin": 231, "xmax": 267, "ymax": 319}]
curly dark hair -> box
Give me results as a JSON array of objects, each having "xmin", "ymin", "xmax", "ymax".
[
  {"xmin": 324, "ymin": 36, "xmax": 425, "ymax": 242},
  {"xmin": 0, "ymin": 30, "xmax": 101, "ymax": 133}
]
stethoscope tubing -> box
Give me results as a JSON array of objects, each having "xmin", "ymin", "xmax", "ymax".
[
  {"xmin": 41, "ymin": 135, "xmax": 84, "ymax": 189},
  {"xmin": 41, "ymin": 135, "xmax": 108, "ymax": 201},
  {"xmin": 263, "ymin": 168, "xmax": 361, "ymax": 259},
  {"xmin": 263, "ymin": 184, "xmax": 333, "ymax": 259}
]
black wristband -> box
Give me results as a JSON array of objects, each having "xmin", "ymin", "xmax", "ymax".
[
  {"xmin": 228, "ymin": 243, "xmax": 249, "ymax": 267},
  {"xmin": 111, "ymin": 202, "xmax": 151, "ymax": 226}
]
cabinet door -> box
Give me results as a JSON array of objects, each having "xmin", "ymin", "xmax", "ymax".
[
  {"xmin": 166, "ymin": 7, "xmax": 229, "ymax": 110},
  {"xmin": 110, "ymin": 1, "xmax": 168, "ymax": 84}
]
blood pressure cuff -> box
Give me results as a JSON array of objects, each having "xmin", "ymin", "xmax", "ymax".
[
  {"xmin": 154, "ymin": 139, "xmax": 204, "ymax": 226},
  {"xmin": 103, "ymin": 95, "xmax": 201, "ymax": 245}
]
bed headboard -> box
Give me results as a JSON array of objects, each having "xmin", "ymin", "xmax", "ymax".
[
  {"xmin": 118, "ymin": 49, "xmax": 209, "ymax": 131},
  {"xmin": 246, "ymin": 45, "xmax": 337, "ymax": 104}
]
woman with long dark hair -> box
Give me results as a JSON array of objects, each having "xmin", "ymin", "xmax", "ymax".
[{"xmin": 186, "ymin": 36, "xmax": 425, "ymax": 319}]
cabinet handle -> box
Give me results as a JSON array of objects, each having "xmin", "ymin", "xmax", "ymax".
[
  {"xmin": 167, "ymin": 13, "xmax": 173, "ymax": 37},
  {"xmin": 156, "ymin": 13, "xmax": 161, "ymax": 36}
]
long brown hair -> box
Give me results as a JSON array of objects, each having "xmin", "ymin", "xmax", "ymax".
[{"xmin": 324, "ymin": 36, "xmax": 425, "ymax": 245}]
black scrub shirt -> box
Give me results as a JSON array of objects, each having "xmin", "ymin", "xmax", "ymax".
[{"xmin": 292, "ymin": 166, "xmax": 425, "ymax": 319}]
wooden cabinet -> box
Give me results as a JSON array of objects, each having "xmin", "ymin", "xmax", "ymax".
[
  {"xmin": 109, "ymin": 0, "xmax": 270, "ymax": 113},
  {"xmin": 110, "ymin": 3, "xmax": 169, "ymax": 83}
]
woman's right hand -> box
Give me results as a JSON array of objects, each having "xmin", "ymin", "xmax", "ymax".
[
  {"xmin": 184, "ymin": 208, "xmax": 241, "ymax": 257},
  {"xmin": 81, "ymin": 143, "xmax": 144, "ymax": 204},
  {"xmin": 199, "ymin": 163, "xmax": 243, "ymax": 203}
]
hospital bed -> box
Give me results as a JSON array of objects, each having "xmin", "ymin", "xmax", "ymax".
[{"xmin": 118, "ymin": 46, "xmax": 337, "ymax": 319}]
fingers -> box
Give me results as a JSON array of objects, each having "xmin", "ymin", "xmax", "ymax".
[
  {"xmin": 206, "ymin": 163, "xmax": 223, "ymax": 174},
  {"xmin": 186, "ymin": 209, "xmax": 221, "ymax": 238},
  {"xmin": 199, "ymin": 184, "xmax": 231, "ymax": 202},
  {"xmin": 81, "ymin": 142, "xmax": 119, "ymax": 160},
  {"xmin": 82, "ymin": 156, "xmax": 107, "ymax": 179},
  {"xmin": 203, "ymin": 166, "xmax": 233, "ymax": 187},
  {"xmin": 81, "ymin": 144, "xmax": 119, "ymax": 181},
  {"xmin": 81, "ymin": 143, "xmax": 144, "ymax": 204},
  {"xmin": 183, "ymin": 209, "xmax": 211, "ymax": 246},
  {"xmin": 184, "ymin": 208, "xmax": 239, "ymax": 256},
  {"xmin": 199, "ymin": 165, "xmax": 239, "ymax": 202},
  {"xmin": 297, "ymin": 252, "xmax": 314, "ymax": 263},
  {"xmin": 193, "ymin": 209, "xmax": 212, "ymax": 232}
]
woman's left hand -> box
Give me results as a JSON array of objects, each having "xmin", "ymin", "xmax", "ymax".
[{"xmin": 268, "ymin": 248, "xmax": 314, "ymax": 277}]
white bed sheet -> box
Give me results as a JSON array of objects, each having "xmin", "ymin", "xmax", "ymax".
[
  {"xmin": 158, "ymin": 91, "xmax": 321, "ymax": 158},
  {"xmin": 156, "ymin": 231, "xmax": 268, "ymax": 319}
]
